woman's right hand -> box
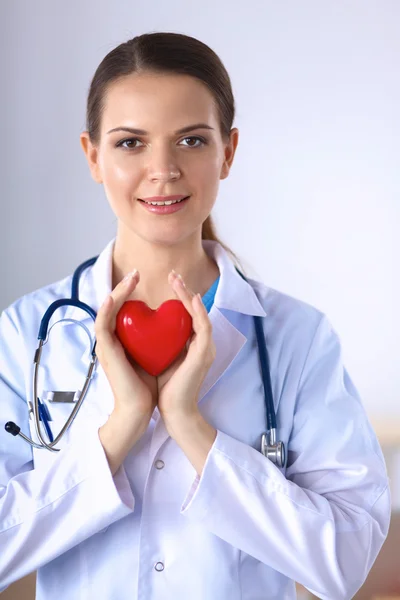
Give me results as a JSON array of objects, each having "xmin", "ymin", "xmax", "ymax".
[{"xmin": 94, "ymin": 270, "xmax": 158, "ymax": 420}]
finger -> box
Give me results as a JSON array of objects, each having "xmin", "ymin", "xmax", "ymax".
[
  {"xmin": 168, "ymin": 270, "xmax": 196, "ymax": 318},
  {"xmin": 95, "ymin": 270, "xmax": 140, "ymax": 341},
  {"xmin": 169, "ymin": 272, "xmax": 212, "ymax": 349},
  {"xmin": 192, "ymin": 293, "xmax": 213, "ymax": 347},
  {"xmin": 171, "ymin": 273, "xmax": 208, "ymax": 332},
  {"xmin": 109, "ymin": 269, "xmax": 141, "ymax": 329}
]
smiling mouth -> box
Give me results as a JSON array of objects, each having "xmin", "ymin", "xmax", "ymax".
[{"xmin": 138, "ymin": 196, "xmax": 190, "ymax": 206}]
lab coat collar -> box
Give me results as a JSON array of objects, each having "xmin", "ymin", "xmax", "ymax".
[{"xmin": 64, "ymin": 238, "xmax": 267, "ymax": 321}]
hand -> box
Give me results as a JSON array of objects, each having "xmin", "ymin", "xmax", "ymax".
[
  {"xmin": 157, "ymin": 271, "xmax": 216, "ymax": 424},
  {"xmin": 94, "ymin": 270, "xmax": 158, "ymax": 419}
]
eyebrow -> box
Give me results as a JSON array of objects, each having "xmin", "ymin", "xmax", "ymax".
[{"xmin": 106, "ymin": 123, "xmax": 215, "ymax": 135}]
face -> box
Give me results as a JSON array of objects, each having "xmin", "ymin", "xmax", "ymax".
[{"xmin": 80, "ymin": 72, "xmax": 239, "ymax": 246}]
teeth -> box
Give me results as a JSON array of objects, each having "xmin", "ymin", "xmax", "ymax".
[{"xmin": 143, "ymin": 197, "xmax": 187, "ymax": 206}]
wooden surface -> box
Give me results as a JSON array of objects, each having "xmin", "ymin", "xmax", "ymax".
[{"xmin": 1, "ymin": 572, "xmax": 35, "ymax": 598}]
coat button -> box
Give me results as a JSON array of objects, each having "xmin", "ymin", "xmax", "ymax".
[
  {"xmin": 154, "ymin": 562, "xmax": 164, "ymax": 572},
  {"xmin": 154, "ymin": 459, "xmax": 165, "ymax": 470}
]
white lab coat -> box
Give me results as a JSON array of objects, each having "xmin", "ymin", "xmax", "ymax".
[{"xmin": 0, "ymin": 239, "xmax": 390, "ymax": 600}]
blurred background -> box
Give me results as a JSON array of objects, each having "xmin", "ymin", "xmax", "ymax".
[{"xmin": 0, "ymin": 0, "xmax": 398, "ymax": 597}]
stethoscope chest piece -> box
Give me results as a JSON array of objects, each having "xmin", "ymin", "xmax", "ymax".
[{"xmin": 261, "ymin": 430, "xmax": 286, "ymax": 468}]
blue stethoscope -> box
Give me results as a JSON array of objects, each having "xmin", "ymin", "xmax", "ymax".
[{"xmin": 5, "ymin": 257, "xmax": 286, "ymax": 468}]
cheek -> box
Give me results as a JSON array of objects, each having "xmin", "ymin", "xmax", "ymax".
[
  {"xmin": 192, "ymin": 156, "xmax": 222, "ymax": 192},
  {"xmin": 104, "ymin": 160, "xmax": 134, "ymax": 186},
  {"xmin": 202, "ymin": 164, "xmax": 222, "ymax": 198},
  {"xmin": 102, "ymin": 159, "xmax": 141, "ymax": 206},
  {"xmin": 199, "ymin": 152, "xmax": 222, "ymax": 174},
  {"xmin": 99, "ymin": 148, "xmax": 134, "ymax": 184}
]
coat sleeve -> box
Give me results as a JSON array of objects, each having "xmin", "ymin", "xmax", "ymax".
[
  {"xmin": 0, "ymin": 308, "xmax": 135, "ymax": 590},
  {"xmin": 180, "ymin": 313, "xmax": 391, "ymax": 600}
]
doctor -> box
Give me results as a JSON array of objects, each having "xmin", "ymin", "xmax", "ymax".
[{"xmin": 0, "ymin": 31, "xmax": 390, "ymax": 600}]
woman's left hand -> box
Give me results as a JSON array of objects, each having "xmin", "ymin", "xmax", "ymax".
[{"xmin": 157, "ymin": 270, "xmax": 216, "ymax": 426}]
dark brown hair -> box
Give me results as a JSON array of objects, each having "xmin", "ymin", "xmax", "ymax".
[{"xmin": 84, "ymin": 31, "xmax": 244, "ymax": 271}]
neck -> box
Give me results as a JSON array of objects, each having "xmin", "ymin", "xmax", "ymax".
[{"xmin": 112, "ymin": 227, "xmax": 220, "ymax": 310}]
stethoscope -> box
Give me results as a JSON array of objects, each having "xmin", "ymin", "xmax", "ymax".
[{"xmin": 5, "ymin": 257, "xmax": 286, "ymax": 468}]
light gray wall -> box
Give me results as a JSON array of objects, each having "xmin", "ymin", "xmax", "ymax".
[{"xmin": 0, "ymin": 0, "xmax": 398, "ymax": 419}]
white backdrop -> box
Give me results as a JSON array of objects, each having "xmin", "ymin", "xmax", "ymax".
[{"xmin": 0, "ymin": 0, "xmax": 398, "ymax": 420}]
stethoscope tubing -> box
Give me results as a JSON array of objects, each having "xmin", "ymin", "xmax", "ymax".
[{"xmin": 38, "ymin": 256, "xmax": 98, "ymax": 341}]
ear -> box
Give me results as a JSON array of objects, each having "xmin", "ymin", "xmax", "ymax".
[
  {"xmin": 80, "ymin": 131, "xmax": 103, "ymax": 184},
  {"xmin": 220, "ymin": 128, "xmax": 239, "ymax": 180}
]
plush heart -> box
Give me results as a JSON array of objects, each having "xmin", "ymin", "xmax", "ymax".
[{"xmin": 115, "ymin": 300, "xmax": 193, "ymax": 376}]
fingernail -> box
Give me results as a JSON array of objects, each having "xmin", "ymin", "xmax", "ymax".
[
  {"xmin": 171, "ymin": 269, "xmax": 182, "ymax": 279},
  {"xmin": 123, "ymin": 269, "xmax": 137, "ymax": 284}
]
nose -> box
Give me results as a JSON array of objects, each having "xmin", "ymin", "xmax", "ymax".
[{"xmin": 146, "ymin": 145, "xmax": 181, "ymax": 182}]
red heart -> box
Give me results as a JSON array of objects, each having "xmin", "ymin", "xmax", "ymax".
[{"xmin": 115, "ymin": 300, "xmax": 193, "ymax": 376}]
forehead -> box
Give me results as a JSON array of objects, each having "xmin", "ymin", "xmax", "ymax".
[{"xmin": 101, "ymin": 73, "xmax": 219, "ymax": 132}]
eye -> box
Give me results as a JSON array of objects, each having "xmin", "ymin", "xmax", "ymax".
[
  {"xmin": 115, "ymin": 138, "xmax": 143, "ymax": 150},
  {"xmin": 180, "ymin": 136, "xmax": 207, "ymax": 148},
  {"xmin": 115, "ymin": 135, "xmax": 207, "ymax": 151}
]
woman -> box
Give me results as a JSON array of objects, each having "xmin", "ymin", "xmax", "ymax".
[{"xmin": 0, "ymin": 32, "xmax": 390, "ymax": 599}]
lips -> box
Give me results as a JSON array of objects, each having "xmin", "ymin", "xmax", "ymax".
[
  {"xmin": 137, "ymin": 195, "xmax": 191, "ymax": 215},
  {"xmin": 141, "ymin": 194, "xmax": 188, "ymax": 202},
  {"xmin": 138, "ymin": 196, "xmax": 190, "ymax": 204}
]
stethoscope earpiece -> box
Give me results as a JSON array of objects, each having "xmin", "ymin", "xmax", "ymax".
[{"xmin": 5, "ymin": 421, "xmax": 20, "ymax": 436}]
